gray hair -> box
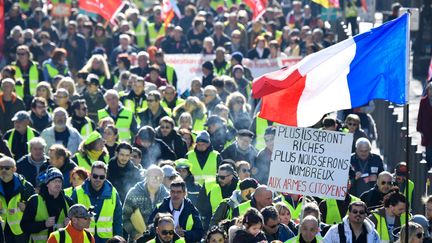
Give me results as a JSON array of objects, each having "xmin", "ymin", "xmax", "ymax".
[
  {"xmin": 355, "ymin": 137, "xmax": 371, "ymax": 149},
  {"xmin": 28, "ymin": 137, "xmax": 47, "ymax": 149}
]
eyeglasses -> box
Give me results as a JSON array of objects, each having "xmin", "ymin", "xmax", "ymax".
[
  {"xmin": 347, "ymin": 123, "xmax": 358, "ymax": 126},
  {"xmin": 241, "ymin": 169, "xmax": 251, "ymax": 173},
  {"xmin": 381, "ymin": 181, "xmax": 393, "ymax": 185},
  {"xmin": 350, "ymin": 209, "xmax": 366, "ymax": 215},
  {"xmin": 92, "ymin": 174, "xmax": 106, "ymax": 180},
  {"xmin": 148, "ymin": 175, "xmax": 162, "ymax": 180},
  {"xmin": 417, "ymin": 232, "xmax": 424, "ymax": 239},
  {"xmin": 161, "ymin": 230, "xmax": 175, "ymax": 236},
  {"xmin": 0, "ymin": 166, "xmax": 12, "ymax": 171},
  {"xmin": 217, "ymin": 175, "xmax": 231, "ymax": 180}
]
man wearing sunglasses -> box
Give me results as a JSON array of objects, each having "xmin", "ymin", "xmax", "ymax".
[
  {"xmin": 360, "ymin": 171, "xmax": 395, "ymax": 209},
  {"xmin": 68, "ymin": 99, "xmax": 96, "ymax": 140},
  {"xmin": 323, "ymin": 201, "xmax": 380, "ymax": 243},
  {"xmin": 261, "ymin": 206, "xmax": 295, "ymax": 242},
  {"xmin": 0, "ymin": 156, "xmax": 35, "ymax": 242},
  {"xmin": 148, "ymin": 215, "xmax": 185, "ymax": 243},
  {"xmin": 71, "ymin": 161, "xmax": 123, "ymax": 242}
]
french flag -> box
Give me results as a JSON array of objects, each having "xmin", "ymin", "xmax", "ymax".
[{"xmin": 252, "ymin": 13, "xmax": 409, "ymax": 127}]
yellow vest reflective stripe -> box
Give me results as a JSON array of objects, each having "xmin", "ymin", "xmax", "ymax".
[
  {"xmin": 44, "ymin": 62, "xmax": 69, "ymax": 80},
  {"xmin": 255, "ymin": 113, "xmax": 269, "ymax": 151},
  {"xmin": 187, "ymin": 150, "xmax": 218, "ymax": 185},
  {"xmin": 404, "ymin": 180, "xmax": 414, "ymax": 205},
  {"xmin": 193, "ymin": 115, "xmax": 207, "ymax": 132},
  {"xmin": 75, "ymin": 153, "xmax": 109, "ymax": 172},
  {"xmin": 123, "ymin": 98, "xmax": 148, "ymax": 114},
  {"xmin": 51, "ymin": 229, "xmax": 92, "ymax": 243},
  {"xmin": 285, "ymin": 235, "xmax": 323, "ymax": 243},
  {"xmin": 373, "ymin": 212, "xmax": 407, "ymax": 242},
  {"xmin": 134, "ymin": 19, "xmax": 147, "ymax": 49},
  {"xmin": 31, "ymin": 195, "xmax": 69, "ymax": 243},
  {"xmin": 14, "ymin": 62, "xmax": 39, "ymax": 97},
  {"xmin": 18, "ymin": 0, "xmax": 30, "ymax": 11},
  {"xmin": 324, "ymin": 195, "xmax": 360, "ymax": 224},
  {"xmin": 75, "ymin": 185, "xmax": 117, "ymax": 239},
  {"xmin": 7, "ymin": 127, "xmax": 36, "ymax": 154},
  {"xmin": 213, "ymin": 62, "xmax": 230, "ymax": 76},
  {"xmin": 166, "ymin": 65, "xmax": 175, "ymax": 85},
  {"xmin": 147, "ymin": 23, "xmax": 166, "ymax": 46},
  {"xmin": 0, "ymin": 181, "xmax": 26, "ymax": 235},
  {"xmin": 238, "ymin": 200, "xmax": 251, "ymax": 216},
  {"xmin": 97, "ymin": 108, "xmax": 133, "ymax": 142}
]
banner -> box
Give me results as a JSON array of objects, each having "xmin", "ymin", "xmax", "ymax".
[
  {"xmin": 267, "ymin": 126, "xmax": 353, "ymax": 200},
  {"xmin": 243, "ymin": 0, "xmax": 267, "ymax": 20},
  {"xmin": 164, "ymin": 54, "xmax": 301, "ymax": 94}
]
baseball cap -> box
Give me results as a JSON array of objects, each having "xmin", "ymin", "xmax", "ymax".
[
  {"xmin": 84, "ymin": 131, "xmax": 102, "ymax": 145},
  {"xmin": 175, "ymin": 159, "xmax": 192, "ymax": 170},
  {"xmin": 161, "ymin": 165, "xmax": 179, "ymax": 177},
  {"xmin": 68, "ymin": 204, "xmax": 95, "ymax": 218},
  {"xmin": 196, "ymin": 131, "xmax": 211, "ymax": 144},
  {"xmin": 11, "ymin": 111, "xmax": 30, "ymax": 122},
  {"xmin": 237, "ymin": 129, "xmax": 254, "ymax": 138}
]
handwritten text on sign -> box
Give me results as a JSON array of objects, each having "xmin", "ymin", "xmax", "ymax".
[{"xmin": 268, "ymin": 126, "xmax": 353, "ymax": 200}]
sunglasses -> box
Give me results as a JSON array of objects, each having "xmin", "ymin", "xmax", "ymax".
[
  {"xmin": 381, "ymin": 181, "xmax": 393, "ymax": 185},
  {"xmin": 0, "ymin": 166, "xmax": 12, "ymax": 171},
  {"xmin": 347, "ymin": 123, "xmax": 358, "ymax": 126},
  {"xmin": 161, "ymin": 230, "xmax": 175, "ymax": 236},
  {"xmin": 351, "ymin": 209, "xmax": 366, "ymax": 215},
  {"xmin": 217, "ymin": 175, "xmax": 231, "ymax": 180},
  {"xmin": 417, "ymin": 232, "xmax": 424, "ymax": 239},
  {"xmin": 92, "ymin": 174, "xmax": 106, "ymax": 180},
  {"xmin": 147, "ymin": 99, "xmax": 156, "ymax": 103}
]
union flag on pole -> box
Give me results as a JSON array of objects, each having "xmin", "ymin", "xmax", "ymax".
[
  {"xmin": 243, "ymin": 0, "xmax": 267, "ymax": 20},
  {"xmin": 79, "ymin": 0, "xmax": 124, "ymax": 22}
]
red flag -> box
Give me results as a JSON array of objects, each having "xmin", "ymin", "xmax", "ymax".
[
  {"xmin": 79, "ymin": 0, "xmax": 123, "ymax": 22},
  {"xmin": 428, "ymin": 57, "xmax": 432, "ymax": 81},
  {"xmin": 244, "ymin": 0, "xmax": 267, "ymax": 20}
]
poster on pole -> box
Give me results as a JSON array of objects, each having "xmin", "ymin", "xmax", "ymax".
[{"xmin": 268, "ymin": 125, "xmax": 353, "ymax": 200}]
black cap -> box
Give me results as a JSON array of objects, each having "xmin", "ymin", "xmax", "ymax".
[
  {"xmin": 202, "ymin": 61, "xmax": 214, "ymax": 70},
  {"xmin": 239, "ymin": 178, "xmax": 259, "ymax": 190},
  {"xmin": 237, "ymin": 129, "xmax": 254, "ymax": 138}
]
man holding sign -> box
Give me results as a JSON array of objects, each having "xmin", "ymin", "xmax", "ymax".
[{"xmin": 267, "ymin": 125, "xmax": 353, "ymax": 200}]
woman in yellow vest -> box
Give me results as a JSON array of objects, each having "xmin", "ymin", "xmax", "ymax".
[
  {"xmin": 72, "ymin": 131, "xmax": 109, "ymax": 172},
  {"xmin": 42, "ymin": 48, "xmax": 70, "ymax": 83},
  {"xmin": 80, "ymin": 54, "xmax": 113, "ymax": 89},
  {"xmin": 63, "ymin": 167, "xmax": 89, "ymax": 197},
  {"xmin": 20, "ymin": 167, "xmax": 74, "ymax": 243}
]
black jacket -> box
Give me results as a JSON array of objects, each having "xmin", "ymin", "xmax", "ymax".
[
  {"xmin": 221, "ymin": 142, "xmax": 258, "ymax": 164},
  {"xmin": 107, "ymin": 157, "xmax": 142, "ymax": 203},
  {"xmin": 155, "ymin": 128, "xmax": 188, "ymax": 159},
  {"xmin": 360, "ymin": 185, "xmax": 389, "ymax": 210},
  {"xmin": 135, "ymin": 139, "xmax": 177, "ymax": 168},
  {"xmin": 148, "ymin": 197, "xmax": 204, "ymax": 242},
  {"xmin": 16, "ymin": 154, "xmax": 49, "ymax": 187},
  {"xmin": 39, "ymin": 159, "xmax": 77, "ymax": 189}
]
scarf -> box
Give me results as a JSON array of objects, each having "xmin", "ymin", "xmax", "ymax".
[{"xmin": 88, "ymin": 150, "xmax": 103, "ymax": 161}]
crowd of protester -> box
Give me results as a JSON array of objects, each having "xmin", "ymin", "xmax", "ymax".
[{"xmin": 1, "ymin": 0, "xmax": 431, "ymax": 242}]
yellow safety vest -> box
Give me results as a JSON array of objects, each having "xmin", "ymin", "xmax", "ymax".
[
  {"xmin": 238, "ymin": 200, "xmax": 251, "ymax": 216},
  {"xmin": 285, "ymin": 235, "xmax": 323, "ymax": 243},
  {"xmin": 18, "ymin": 0, "xmax": 30, "ymax": 11},
  {"xmin": 255, "ymin": 112, "xmax": 270, "ymax": 151},
  {"xmin": 44, "ymin": 62, "xmax": 69, "ymax": 80},
  {"xmin": 165, "ymin": 65, "xmax": 175, "ymax": 85},
  {"xmin": 14, "ymin": 62, "xmax": 39, "ymax": 98},
  {"xmin": 213, "ymin": 62, "xmax": 230, "ymax": 77},
  {"xmin": 7, "ymin": 127, "xmax": 36, "ymax": 154},
  {"xmin": 75, "ymin": 185, "xmax": 117, "ymax": 239},
  {"xmin": 50, "ymin": 228, "xmax": 92, "ymax": 243},
  {"xmin": 123, "ymin": 96, "xmax": 148, "ymax": 114},
  {"xmin": 0, "ymin": 179, "xmax": 27, "ymax": 235},
  {"xmin": 187, "ymin": 150, "xmax": 218, "ymax": 185},
  {"xmin": 372, "ymin": 212, "xmax": 408, "ymax": 242},
  {"xmin": 277, "ymin": 196, "xmax": 303, "ymax": 221},
  {"xmin": 403, "ymin": 180, "xmax": 414, "ymax": 206},
  {"xmin": 209, "ymin": 183, "xmax": 239, "ymax": 213},
  {"xmin": 161, "ymin": 98, "xmax": 185, "ymax": 113},
  {"xmin": 193, "ymin": 115, "xmax": 207, "ymax": 132},
  {"xmin": 97, "ymin": 108, "xmax": 134, "ymax": 142},
  {"xmin": 30, "ymin": 195, "xmax": 70, "ymax": 243},
  {"xmin": 74, "ymin": 153, "xmax": 109, "ymax": 172},
  {"xmin": 147, "ymin": 23, "xmax": 166, "ymax": 46},
  {"xmin": 324, "ymin": 195, "xmax": 360, "ymax": 224},
  {"xmin": 147, "ymin": 237, "xmax": 185, "ymax": 243},
  {"xmin": 133, "ymin": 18, "xmax": 147, "ymax": 49},
  {"xmin": 64, "ymin": 187, "xmax": 73, "ymax": 198},
  {"xmin": 67, "ymin": 117, "xmax": 94, "ymax": 140}
]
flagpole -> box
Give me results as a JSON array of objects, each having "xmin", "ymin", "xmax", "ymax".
[{"xmin": 404, "ymin": 10, "xmax": 411, "ymax": 243}]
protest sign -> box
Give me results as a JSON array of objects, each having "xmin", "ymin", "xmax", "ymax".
[
  {"xmin": 268, "ymin": 125, "xmax": 353, "ymax": 200},
  {"xmin": 164, "ymin": 54, "xmax": 302, "ymax": 94}
]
